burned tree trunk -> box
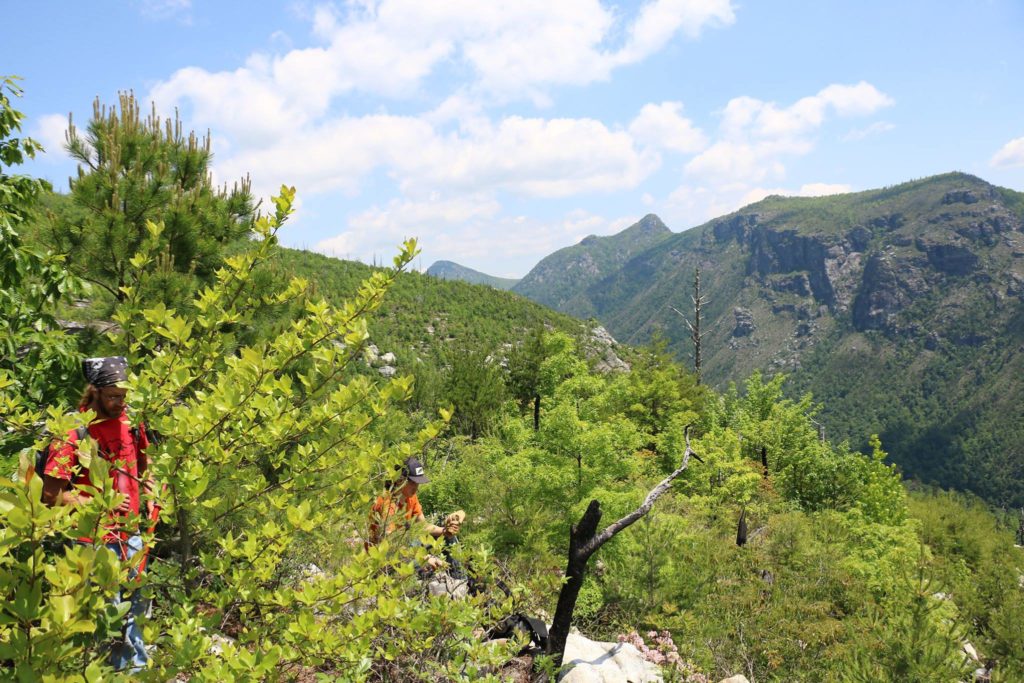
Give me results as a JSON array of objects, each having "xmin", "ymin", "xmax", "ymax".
[{"xmin": 545, "ymin": 427, "xmax": 701, "ymax": 670}]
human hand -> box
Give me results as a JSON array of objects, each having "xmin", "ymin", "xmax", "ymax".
[
  {"xmin": 114, "ymin": 494, "xmax": 133, "ymax": 514},
  {"xmin": 443, "ymin": 510, "xmax": 465, "ymax": 537}
]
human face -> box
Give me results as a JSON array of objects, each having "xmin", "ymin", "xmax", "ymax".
[
  {"xmin": 400, "ymin": 479, "xmax": 419, "ymax": 498},
  {"xmin": 96, "ymin": 386, "xmax": 127, "ymax": 419}
]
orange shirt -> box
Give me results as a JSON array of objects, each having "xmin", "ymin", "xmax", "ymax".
[{"xmin": 368, "ymin": 492, "xmax": 423, "ymax": 545}]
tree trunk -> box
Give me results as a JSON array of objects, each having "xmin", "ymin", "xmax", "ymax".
[
  {"xmin": 545, "ymin": 426, "xmax": 700, "ymax": 671},
  {"xmin": 533, "ymin": 394, "xmax": 541, "ymax": 431},
  {"xmin": 547, "ymin": 499, "xmax": 603, "ymax": 665}
]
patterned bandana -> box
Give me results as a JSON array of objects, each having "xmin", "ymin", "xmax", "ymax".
[{"xmin": 81, "ymin": 356, "xmax": 129, "ymax": 387}]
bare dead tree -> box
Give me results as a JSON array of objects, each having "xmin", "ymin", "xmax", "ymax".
[
  {"xmin": 545, "ymin": 426, "xmax": 701, "ymax": 671},
  {"xmin": 670, "ymin": 268, "xmax": 709, "ymax": 384}
]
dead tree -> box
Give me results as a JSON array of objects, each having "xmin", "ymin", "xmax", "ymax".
[
  {"xmin": 670, "ymin": 268, "xmax": 709, "ymax": 384},
  {"xmin": 545, "ymin": 426, "xmax": 701, "ymax": 671}
]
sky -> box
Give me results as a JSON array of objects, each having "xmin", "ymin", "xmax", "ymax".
[{"xmin": 6, "ymin": 0, "xmax": 1024, "ymax": 277}]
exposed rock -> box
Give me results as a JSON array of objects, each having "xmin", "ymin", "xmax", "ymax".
[
  {"xmin": 588, "ymin": 326, "xmax": 631, "ymax": 373},
  {"xmin": 378, "ymin": 365, "xmax": 396, "ymax": 378},
  {"xmin": 426, "ymin": 573, "xmax": 469, "ymax": 599},
  {"xmin": 732, "ymin": 308, "xmax": 755, "ymax": 337},
  {"xmin": 962, "ymin": 641, "xmax": 980, "ymax": 662},
  {"xmin": 364, "ymin": 344, "xmax": 379, "ymax": 364},
  {"xmin": 917, "ymin": 239, "xmax": 979, "ymax": 276},
  {"xmin": 380, "ymin": 352, "xmax": 397, "ymax": 365},
  {"xmin": 847, "ymin": 225, "xmax": 873, "ymax": 251},
  {"xmin": 718, "ymin": 676, "xmax": 751, "ymax": 683},
  {"xmin": 767, "ymin": 273, "xmax": 811, "ymax": 296},
  {"xmin": 559, "ymin": 632, "xmax": 662, "ymax": 682},
  {"xmin": 852, "ymin": 254, "xmax": 909, "ymax": 332},
  {"xmin": 942, "ymin": 189, "xmax": 982, "ymax": 205}
]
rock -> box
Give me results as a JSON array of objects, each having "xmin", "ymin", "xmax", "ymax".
[
  {"xmin": 718, "ymin": 676, "xmax": 750, "ymax": 683},
  {"xmin": 559, "ymin": 633, "xmax": 662, "ymax": 682},
  {"xmin": 767, "ymin": 273, "xmax": 811, "ymax": 296},
  {"xmin": 588, "ymin": 326, "xmax": 631, "ymax": 373},
  {"xmin": 426, "ymin": 573, "xmax": 469, "ymax": 599},
  {"xmin": 208, "ymin": 633, "xmax": 236, "ymax": 656},
  {"xmin": 378, "ymin": 365, "xmax": 396, "ymax": 377},
  {"xmin": 942, "ymin": 189, "xmax": 981, "ymax": 205},
  {"xmin": 380, "ymin": 352, "xmax": 396, "ymax": 364},
  {"xmin": 917, "ymin": 239, "xmax": 979, "ymax": 276},
  {"xmin": 962, "ymin": 641, "xmax": 980, "ymax": 662},
  {"xmin": 733, "ymin": 307, "xmax": 755, "ymax": 337}
]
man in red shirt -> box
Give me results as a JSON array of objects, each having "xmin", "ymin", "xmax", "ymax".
[{"xmin": 41, "ymin": 356, "xmax": 154, "ymax": 672}]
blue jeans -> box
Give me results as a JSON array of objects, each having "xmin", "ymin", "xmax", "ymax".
[{"xmin": 104, "ymin": 535, "xmax": 150, "ymax": 672}]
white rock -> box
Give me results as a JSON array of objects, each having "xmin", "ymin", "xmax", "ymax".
[
  {"xmin": 380, "ymin": 352, "xmax": 396, "ymax": 364},
  {"xmin": 378, "ymin": 365, "xmax": 396, "ymax": 378},
  {"xmin": 718, "ymin": 676, "xmax": 750, "ymax": 683},
  {"xmin": 208, "ymin": 634, "xmax": 235, "ymax": 656},
  {"xmin": 426, "ymin": 573, "xmax": 469, "ymax": 599},
  {"xmin": 962, "ymin": 641, "xmax": 980, "ymax": 662},
  {"xmin": 559, "ymin": 633, "xmax": 662, "ymax": 682}
]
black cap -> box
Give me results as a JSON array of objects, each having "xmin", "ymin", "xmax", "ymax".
[
  {"xmin": 402, "ymin": 456, "xmax": 429, "ymax": 484},
  {"xmin": 82, "ymin": 356, "xmax": 129, "ymax": 387}
]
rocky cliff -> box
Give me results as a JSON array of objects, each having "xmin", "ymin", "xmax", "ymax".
[{"xmin": 524, "ymin": 173, "xmax": 1024, "ymax": 505}]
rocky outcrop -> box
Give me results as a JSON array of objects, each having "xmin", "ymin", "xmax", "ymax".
[
  {"xmin": 917, "ymin": 239, "xmax": 979, "ymax": 275},
  {"xmin": 732, "ymin": 308, "xmax": 755, "ymax": 337},
  {"xmin": 559, "ymin": 633, "xmax": 662, "ymax": 682},
  {"xmin": 587, "ymin": 326, "xmax": 630, "ymax": 373}
]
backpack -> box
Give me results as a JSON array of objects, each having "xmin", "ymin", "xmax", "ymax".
[
  {"xmin": 34, "ymin": 426, "xmax": 89, "ymax": 480},
  {"xmin": 485, "ymin": 613, "xmax": 549, "ymax": 653}
]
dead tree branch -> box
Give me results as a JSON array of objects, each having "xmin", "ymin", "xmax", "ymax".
[{"xmin": 546, "ymin": 425, "xmax": 701, "ymax": 671}]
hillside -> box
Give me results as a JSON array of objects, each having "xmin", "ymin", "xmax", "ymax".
[
  {"xmin": 511, "ymin": 213, "xmax": 672, "ymax": 317},
  {"xmin": 425, "ymin": 260, "xmax": 519, "ymax": 290},
  {"xmin": 261, "ymin": 247, "xmax": 602, "ymax": 371},
  {"xmin": 547, "ymin": 173, "xmax": 1024, "ymax": 506}
]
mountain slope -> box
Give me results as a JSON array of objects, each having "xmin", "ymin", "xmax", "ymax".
[
  {"xmin": 425, "ymin": 260, "xmax": 519, "ymax": 290},
  {"xmin": 573, "ymin": 173, "xmax": 1024, "ymax": 505},
  {"xmin": 511, "ymin": 213, "xmax": 672, "ymax": 317}
]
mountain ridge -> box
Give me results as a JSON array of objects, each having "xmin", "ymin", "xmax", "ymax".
[{"xmin": 516, "ymin": 172, "xmax": 1024, "ymax": 505}]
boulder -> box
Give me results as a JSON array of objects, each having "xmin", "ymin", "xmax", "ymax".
[
  {"xmin": 380, "ymin": 351, "xmax": 397, "ymax": 364},
  {"xmin": 378, "ymin": 365, "xmax": 396, "ymax": 378},
  {"xmin": 559, "ymin": 633, "xmax": 662, "ymax": 682},
  {"xmin": 718, "ymin": 677, "xmax": 750, "ymax": 683}
]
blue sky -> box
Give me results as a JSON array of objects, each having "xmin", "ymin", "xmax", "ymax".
[{"xmin": 6, "ymin": 0, "xmax": 1024, "ymax": 277}]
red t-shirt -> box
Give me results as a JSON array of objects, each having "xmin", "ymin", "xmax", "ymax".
[{"xmin": 44, "ymin": 410, "xmax": 149, "ymax": 543}]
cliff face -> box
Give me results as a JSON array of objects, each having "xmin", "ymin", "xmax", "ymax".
[{"xmin": 527, "ymin": 173, "xmax": 1024, "ymax": 506}]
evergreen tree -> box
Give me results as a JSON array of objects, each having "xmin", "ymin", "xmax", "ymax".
[
  {"xmin": 507, "ymin": 325, "xmax": 547, "ymax": 430},
  {"xmin": 43, "ymin": 92, "xmax": 255, "ymax": 308}
]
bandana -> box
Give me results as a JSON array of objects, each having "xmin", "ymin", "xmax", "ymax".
[{"xmin": 82, "ymin": 356, "xmax": 129, "ymax": 387}]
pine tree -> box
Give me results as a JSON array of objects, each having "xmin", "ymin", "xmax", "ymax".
[{"xmin": 45, "ymin": 92, "xmax": 255, "ymax": 308}]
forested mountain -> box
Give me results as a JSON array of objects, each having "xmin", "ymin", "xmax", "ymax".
[
  {"xmin": 524, "ymin": 173, "xmax": 1024, "ymax": 506},
  {"xmin": 511, "ymin": 213, "xmax": 672, "ymax": 316},
  {"xmin": 425, "ymin": 259, "xmax": 519, "ymax": 290}
]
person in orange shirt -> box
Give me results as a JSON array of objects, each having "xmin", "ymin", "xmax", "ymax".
[{"xmin": 368, "ymin": 456, "xmax": 462, "ymax": 554}]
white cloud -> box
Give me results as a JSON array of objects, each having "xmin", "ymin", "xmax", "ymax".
[
  {"xmin": 629, "ymin": 102, "xmax": 708, "ymax": 154},
  {"xmin": 135, "ymin": 0, "xmax": 191, "ymax": 22},
  {"xmin": 316, "ymin": 195, "xmax": 634, "ymax": 274},
  {"xmin": 842, "ymin": 121, "xmax": 895, "ymax": 142},
  {"xmin": 33, "ymin": 113, "xmax": 69, "ymax": 161},
  {"xmin": 215, "ymin": 112, "xmax": 657, "ymax": 206},
  {"xmin": 991, "ymin": 136, "xmax": 1024, "ymax": 168},
  {"xmin": 686, "ymin": 82, "xmax": 892, "ymax": 185},
  {"xmin": 615, "ymin": 0, "xmax": 735, "ymax": 64}
]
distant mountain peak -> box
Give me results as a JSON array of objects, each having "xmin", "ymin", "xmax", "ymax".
[{"xmin": 425, "ymin": 260, "xmax": 519, "ymax": 290}]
